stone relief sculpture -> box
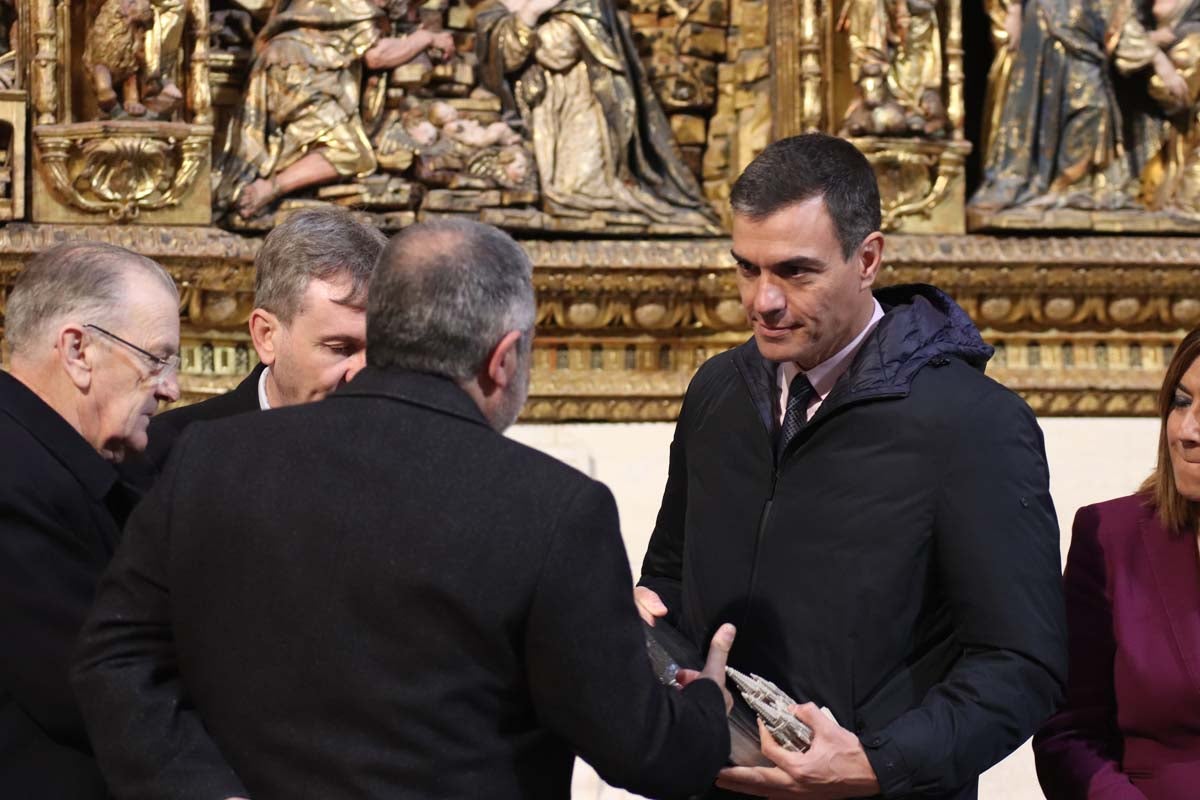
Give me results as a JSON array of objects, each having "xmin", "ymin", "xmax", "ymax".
[
  {"xmin": 1131, "ymin": 0, "xmax": 1200, "ymax": 217},
  {"xmin": 838, "ymin": 0, "xmax": 947, "ymax": 136},
  {"xmin": 979, "ymin": 0, "xmax": 1017, "ymax": 157},
  {"xmin": 85, "ymin": 0, "xmax": 157, "ymax": 116},
  {"xmin": 0, "ymin": 0, "xmax": 17, "ymax": 91},
  {"xmin": 475, "ymin": 0, "xmax": 720, "ymax": 233},
  {"xmin": 31, "ymin": 0, "xmax": 213, "ymax": 223},
  {"xmin": 213, "ymin": 0, "xmax": 456, "ymax": 220},
  {"xmin": 968, "ymin": 0, "xmax": 1200, "ymax": 230}
]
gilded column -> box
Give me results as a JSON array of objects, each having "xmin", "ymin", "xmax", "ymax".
[
  {"xmin": 944, "ymin": 0, "xmax": 965, "ymax": 139},
  {"xmin": 769, "ymin": 0, "xmax": 802, "ymax": 137},
  {"xmin": 30, "ymin": 0, "xmax": 57, "ymax": 124},
  {"xmin": 797, "ymin": 0, "xmax": 822, "ymax": 131},
  {"xmin": 188, "ymin": 0, "xmax": 212, "ymax": 126}
]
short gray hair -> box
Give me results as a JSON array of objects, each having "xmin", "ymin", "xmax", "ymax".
[
  {"xmin": 367, "ymin": 219, "xmax": 536, "ymax": 380},
  {"xmin": 255, "ymin": 207, "xmax": 388, "ymax": 321},
  {"xmin": 5, "ymin": 241, "xmax": 176, "ymax": 358}
]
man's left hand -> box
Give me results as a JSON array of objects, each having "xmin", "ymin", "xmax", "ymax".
[{"xmin": 716, "ymin": 703, "xmax": 881, "ymax": 799}]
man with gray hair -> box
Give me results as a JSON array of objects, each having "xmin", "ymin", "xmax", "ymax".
[
  {"xmin": 75, "ymin": 219, "xmax": 737, "ymax": 800},
  {"xmin": 140, "ymin": 206, "xmax": 386, "ymax": 472},
  {"xmin": 0, "ymin": 241, "xmax": 179, "ymax": 798}
]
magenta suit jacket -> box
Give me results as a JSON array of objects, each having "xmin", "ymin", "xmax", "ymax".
[{"xmin": 1033, "ymin": 494, "xmax": 1200, "ymax": 799}]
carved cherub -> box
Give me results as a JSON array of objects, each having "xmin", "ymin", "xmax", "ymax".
[
  {"xmin": 429, "ymin": 101, "xmax": 522, "ymax": 149},
  {"xmin": 84, "ymin": 0, "xmax": 157, "ymax": 116},
  {"xmin": 466, "ymin": 144, "xmax": 534, "ymax": 190}
]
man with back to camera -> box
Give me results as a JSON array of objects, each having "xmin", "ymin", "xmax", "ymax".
[
  {"xmin": 137, "ymin": 206, "xmax": 387, "ymax": 473},
  {"xmin": 73, "ymin": 218, "xmax": 738, "ymax": 800},
  {"xmin": 0, "ymin": 241, "xmax": 180, "ymax": 797},
  {"xmin": 636, "ymin": 133, "xmax": 1068, "ymax": 799}
]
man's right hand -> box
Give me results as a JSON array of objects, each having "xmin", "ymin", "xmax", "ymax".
[
  {"xmin": 677, "ymin": 623, "xmax": 736, "ymax": 712},
  {"xmin": 634, "ymin": 586, "xmax": 668, "ymax": 625}
]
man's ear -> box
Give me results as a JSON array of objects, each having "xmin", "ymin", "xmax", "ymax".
[
  {"xmin": 249, "ymin": 308, "xmax": 281, "ymax": 367},
  {"xmin": 857, "ymin": 231, "xmax": 885, "ymax": 289},
  {"xmin": 56, "ymin": 323, "xmax": 93, "ymax": 390},
  {"xmin": 484, "ymin": 330, "xmax": 524, "ymax": 392}
]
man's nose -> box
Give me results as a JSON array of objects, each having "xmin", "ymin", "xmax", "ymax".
[
  {"xmin": 755, "ymin": 276, "xmax": 786, "ymax": 314},
  {"xmin": 156, "ymin": 370, "xmax": 181, "ymax": 404},
  {"xmin": 344, "ymin": 350, "xmax": 367, "ymax": 383}
]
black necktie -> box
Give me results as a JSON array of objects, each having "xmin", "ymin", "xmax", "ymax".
[{"xmin": 779, "ymin": 372, "xmax": 816, "ymax": 454}]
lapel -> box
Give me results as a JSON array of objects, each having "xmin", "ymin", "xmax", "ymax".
[{"xmin": 1139, "ymin": 507, "xmax": 1200, "ymax": 694}]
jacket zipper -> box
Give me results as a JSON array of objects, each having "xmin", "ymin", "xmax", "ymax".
[{"xmin": 741, "ymin": 466, "xmax": 778, "ymax": 631}]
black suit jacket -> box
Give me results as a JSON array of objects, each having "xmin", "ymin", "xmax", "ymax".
[
  {"xmin": 0, "ymin": 371, "xmax": 138, "ymax": 799},
  {"xmin": 144, "ymin": 363, "xmax": 266, "ymax": 475},
  {"xmin": 74, "ymin": 368, "xmax": 730, "ymax": 800}
]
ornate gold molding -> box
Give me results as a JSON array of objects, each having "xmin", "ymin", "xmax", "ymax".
[{"xmin": 0, "ymin": 228, "xmax": 1190, "ymax": 418}]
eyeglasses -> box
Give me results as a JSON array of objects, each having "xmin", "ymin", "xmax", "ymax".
[{"xmin": 84, "ymin": 324, "xmax": 181, "ymax": 376}]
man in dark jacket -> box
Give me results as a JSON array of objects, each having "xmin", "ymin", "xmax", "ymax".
[
  {"xmin": 636, "ymin": 133, "xmax": 1068, "ymax": 799},
  {"xmin": 138, "ymin": 206, "xmax": 386, "ymax": 474},
  {"xmin": 73, "ymin": 219, "xmax": 736, "ymax": 800},
  {"xmin": 0, "ymin": 241, "xmax": 180, "ymax": 797}
]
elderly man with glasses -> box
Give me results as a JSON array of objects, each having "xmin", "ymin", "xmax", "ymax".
[{"xmin": 0, "ymin": 240, "xmax": 179, "ymax": 798}]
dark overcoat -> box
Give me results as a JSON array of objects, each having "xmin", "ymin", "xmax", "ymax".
[
  {"xmin": 75, "ymin": 368, "xmax": 729, "ymax": 800},
  {"xmin": 0, "ymin": 370, "xmax": 138, "ymax": 798}
]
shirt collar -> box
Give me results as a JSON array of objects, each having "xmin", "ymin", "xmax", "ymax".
[
  {"xmin": 257, "ymin": 365, "xmax": 272, "ymax": 411},
  {"xmin": 778, "ymin": 298, "xmax": 885, "ymax": 399}
]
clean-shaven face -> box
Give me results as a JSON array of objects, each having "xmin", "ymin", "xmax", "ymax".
[
  {"xmin": 731, "ymin": 196, "xmax": 874, "ymax": 369},
  {"xmin": 268, "ymin": 277, "xmax": 368, "ymax": 406},
  {"xmin": 85, "ymin": 273, "xmax": 181, "ymax": 460}
]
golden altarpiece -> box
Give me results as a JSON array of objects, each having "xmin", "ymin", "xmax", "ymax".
[{"xmin": 0, "ymin": 0, "xmax": 1195, "ymax": 418}]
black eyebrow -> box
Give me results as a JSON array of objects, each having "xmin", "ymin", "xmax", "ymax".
[
  {"xmin": 773, "ymin": 256, "xmax": 823, "ymax": 272},
  {"xmin": 729, "ymin": 250, "xmax": 822, "ymax": 273}
]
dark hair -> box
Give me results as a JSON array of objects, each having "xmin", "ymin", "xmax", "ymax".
[
  {"xmin": 255, "ymin": 207, "xmax": 387, "ymax": 322},
  {"xmin": 367, "ymin": 219, "xmax": 535, "ymax": 380},
  {"xmin": 1140, "ymin": 328, "xmax": 1200, "ymax": 534},
  {"xmin": 5, "ymin": 241, "xmax": 174, "ymax": 357},
  {"xmin": 730, "ymin": 133, "xmax": 882, "ymax": 259}
]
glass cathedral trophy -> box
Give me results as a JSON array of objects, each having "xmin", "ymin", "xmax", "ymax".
[{"xmin": 642, "ymin": 620, "xmax": 813, "ymax": 767}]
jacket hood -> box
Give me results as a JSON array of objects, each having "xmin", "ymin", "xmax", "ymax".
[
  {"xmin": 731, "ymin": 284, "xmax": 992, "ymax": 421},
  {"xmin": 858, "ymin": 283, "xmax": 993, "ymax": 394}
]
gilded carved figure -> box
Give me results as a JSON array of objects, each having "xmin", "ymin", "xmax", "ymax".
[
  {"xmin": 475, "ymin": 0, "xmax": 719, "ymax": 232},
  {"xmin": 838, "ymin": 0, "xmax": 947, "ymax": 136},
  {"xmin": 0, "ymin": 0, "xmax": 16, "ymax": 91},
  {"xmin": 85, "ymin": 0, "xmax": 157, "ymax": 116},
  {"xmin": 82, "ymin": 0, "xmax": 185, "ymax": 117},
  {"xmin": 980, "ymin": 0, "xmax": 1018, "ymax": 156},
  {"xmin": 214, "ymin": 0, "xmax": 455, "ymax": 220},
  {"xmin": 1131, "ymin": 0, "xmax": 1200, "ymax": 216},
  {"xmin": 970, "ymin": 0, "xmax": 1189, "ymax": 214},
  {"xmin": 143, "ymin": 0, "xmax": 188, "ymax": 114}
]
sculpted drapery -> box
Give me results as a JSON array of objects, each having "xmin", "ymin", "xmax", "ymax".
[
  {"xmin": 475, "ymin": 0, "xmax": 718, "ymax": 231},
  {"xmin": 214, "ymin": 0, "xmax": 382, "ymax": 215},
  {"xmin": 1133, "ymin": 0, "xmax": 1200, "ymax": 215},
  {"xmin": 972, "ymin": 0, "xmax": 1163, "ymax": 212}
]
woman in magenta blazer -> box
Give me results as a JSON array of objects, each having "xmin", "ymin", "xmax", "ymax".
[{"xmin": 1034, "ymin": 329, "xmax": 1200, "ymax": 799}]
